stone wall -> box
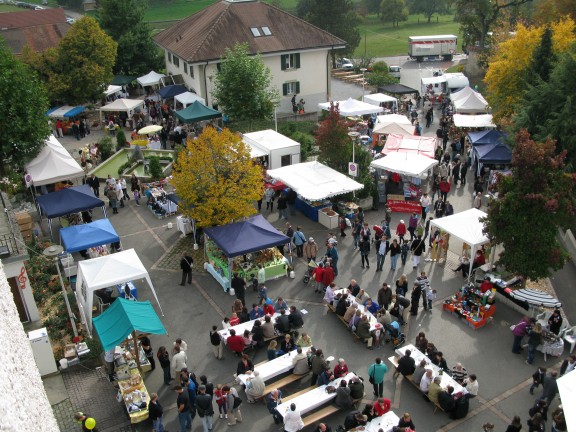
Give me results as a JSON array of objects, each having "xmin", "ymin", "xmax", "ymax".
[{"xmin": 0, "ymin": 261, "xmax": 59, "ymax": 431}]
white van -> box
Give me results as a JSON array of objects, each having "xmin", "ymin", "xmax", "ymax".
[{"xmin": 389, "ymin": 66, "xmax": 401, "ymax": 79}]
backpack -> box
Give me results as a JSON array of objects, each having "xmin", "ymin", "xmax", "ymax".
[{"xmin": 233, "ymin": 395, "xmax": 243, "ymax": 409}]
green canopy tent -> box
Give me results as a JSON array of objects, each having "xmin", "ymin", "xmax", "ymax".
[
  {"xmin": 175, "ymin": 101, "xmax": 222, "ymax": 123},
  {"xmin": 93, "ymin": 298, "xmax": 167, "ymax": 370},
  {"xmin": 111, "ymin": 75, "xmax": 136, "ymax": 86}
]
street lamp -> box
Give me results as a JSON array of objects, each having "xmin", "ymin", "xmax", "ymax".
[
  {"xmin": 348, "ymin": 131, "xmax": 360, "ymax": 165},
  {"xmin": 360, "ymin": 68, "xmax": 367, "ymax": 98},
  {"xmin": 43, "ymin": 244, "xmax": 78, "ymax": 338}
]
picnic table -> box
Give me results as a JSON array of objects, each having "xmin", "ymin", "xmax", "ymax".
[{"xmin": 236, "ymin": 350, "xmax": 300, "ymax": 385}]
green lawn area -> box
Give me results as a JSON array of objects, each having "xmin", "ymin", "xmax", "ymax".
[
  {"xmin": 0, "ymin": 5, "xmax": 22, "ymax": 12},
  {"xmin": 145, "ymin": 0, "xmax": 219, "ymax": 21},
  {"xmin": 355, "ymin": 13, "xmax": 462, "ymax": 57}
]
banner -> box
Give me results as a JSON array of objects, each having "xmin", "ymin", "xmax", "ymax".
[{"xmin": 387, "ymin": 199, "xmax": 421, "ymax": 213}]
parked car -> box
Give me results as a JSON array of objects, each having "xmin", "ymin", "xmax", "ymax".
[
  {"xmin": 66, "ymin": 16, "xmax": 76, "ymax": 24},
  {"xmin": 336, "ymin": 58, "xmax": 354, "ymax": 70},
  {"xmin": 389, "ymin": 66, "xmax": 401, "ymax": 79}
]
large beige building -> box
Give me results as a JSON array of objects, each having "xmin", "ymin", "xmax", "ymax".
[{"xmin": 153, "ymin": 0, "xmax": 346, "ymax": 113}]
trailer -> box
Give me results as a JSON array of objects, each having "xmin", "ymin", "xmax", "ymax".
[{"xmin": 408, "ymin": 35, "xmax": 457, "ymax": 62}]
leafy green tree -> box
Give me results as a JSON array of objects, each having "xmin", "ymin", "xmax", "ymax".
[
  {"xmin": 527, "ymin": 26, "xmax": 555, "ymax": 84},
  {"xmin": 364, "ymin": 0, "xmax": 382, "ymax": 17},
  {"xmin": 212, "ymin": 43, "xmax": 279, "ymax": 130},
  {"xmin": 483, "ymin": 129, "xmax": 575, "ymax": 281},
  {"xmin": 98, "ymin": 0, "xmax": 163, "ymax": 75},
  {"xmin": 0, "ymin": 42, "xmax": 50, "ymax": 176},
  {"xmin": 380, "ymin": 0, "xmax": 409, "ymax": 27},
  {"xmin": 296, "ymin": 0, "xmax": 361, "ymax": 62},
  {"xmin": 406, "ymin": 0, "xmax": 450, "ymax": 23}
]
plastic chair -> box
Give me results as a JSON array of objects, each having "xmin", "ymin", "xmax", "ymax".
[{"xmin": 561, "ymin": 326, "xmax": 576, "ymax": 354}]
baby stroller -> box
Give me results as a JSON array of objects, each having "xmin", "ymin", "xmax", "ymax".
[
  {"xmin": 383, "ymin": 322, "xmax": 406, "ymax": 348},
  {"xmin": 303, "ymin": 260, "xmax": 318, "ymax": 284}
]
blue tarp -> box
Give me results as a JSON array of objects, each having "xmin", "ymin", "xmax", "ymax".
[
  {"xmin": 37, "ymin": 184, "xmax": 105, "ymax": 218},
  {"xmin": 474, "ymin": 142, "xmax": 512, "ymax": 164},
  {"xmin": 65, "ymin": 106, "xmax": 86, "ymax": 117},
  {"xmin": 158, "ymin": 85, "xmax": 187, "ymax": 99},
  {"xmin": 204, "ymin": 214, "xmax": 290, "ymax": 258},
  {"xmin": 468, "ymin": 130, "xmax": 506, "ymax": 146},
  {"xmin": 93, "ymin": 298, "xmax": 167, "ymax": 352},
  {"xmin": 60, "ymin": 219, "xmax": 120, "ymax": 252},
  {"xmin": 166, "ymin": 193, "xmax": 180, "ymax": 204}
]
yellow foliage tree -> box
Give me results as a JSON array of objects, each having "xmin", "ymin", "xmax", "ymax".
[
  {"xmin": 485, "ymin": 18, "xmax": 576, "ymax": 122},
  {"xmin": 172, "ymin": 127, "xmax": 264, "ymax": 228}
]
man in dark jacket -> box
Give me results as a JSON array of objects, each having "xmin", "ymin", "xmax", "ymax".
[
  {"xmin": 274, "ymin": 309, "xmax": 291, "ymax": 334},
  {"xmin": 335, "ymin": 294, "xmax": 349, "ymax": 316},
  {"xmin": 195, "ymin": 385, "xmax": 214, "ymax": 431},
  {"xmin": 377, "ymin": 283, "xmax": 393, "ymax": 311},
  {"xmin": 288, "ymin": 306, "xmax": 304, "ymax": 330},
  {"xmin": 438, "ymin": 386, "xmax": 456, "ymax": 413},
  {"xmin": 286, "ymin": 188, "xmax": 297, "ymax": 216},
  {"xmin": 348, "ymin": 376, "xmax": 365, "ymax": 400},
  {"xmin": 231, "ymin": 274, "xmax": 246, "ymax": 305},
  {"xmin": 180, "ymin": 253, "xmax": 193, "ymax": 286},
  {"xmin": 149, "ymin": 393, "xmax": 165, "ymax": 432},
  {"xmin": 395, "ymin": 349, "xmax": 416, "ymax": 378}
]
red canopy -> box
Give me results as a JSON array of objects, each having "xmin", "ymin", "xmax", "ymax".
[{"xmin": 382, "ymin": 134, "xmax": 437, "ymax": 159}]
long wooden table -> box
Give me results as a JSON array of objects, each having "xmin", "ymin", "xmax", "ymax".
[
  {"xmin": 218, "ymin": 313, "xmax": 280, "ymax": 341},
  {"xmin": 236, "ymin": 350, "xmax": 300, "ymax": 385}
]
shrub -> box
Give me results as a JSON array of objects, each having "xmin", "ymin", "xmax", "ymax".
[
  {"xmin": 148, "ymin": 156, "xmax": 163, "ymax": 180},
  {"xmin": 116, "ymin": 129, "xmax": 127, "ymax": 151},
  {"xmin": 371, "ymin": 61, "xmax": 389, "ymax": 73},
  {"xmin": 98, "ymin": 136, "xmax": 114, "ymax": 161}
]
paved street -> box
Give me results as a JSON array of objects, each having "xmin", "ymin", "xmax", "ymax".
[{"xmin": 44, "ymin": 67, "xmax": 571, "ymax": 432}]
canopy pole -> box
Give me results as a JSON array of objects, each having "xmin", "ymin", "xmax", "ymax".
[
  {"xmin": 228, "ymin": 257, "xmax": 233, "ymax": 292},
  {"xmin": 48, "ymin": 218, "xmax": 53, "ymax": 241},
  {"xmin": 133, "ymin": 330, "xmax": 141, "ymax": 372}
]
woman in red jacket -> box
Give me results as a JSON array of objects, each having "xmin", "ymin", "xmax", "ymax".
[
  {"xmin": 396, "ymin": 220, "xmax": 407, "ymax": 244},
  {"xmin": 373, "ymin": 397, "xmax": 391, "ymax": 416}
]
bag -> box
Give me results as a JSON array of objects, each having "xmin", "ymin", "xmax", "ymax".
[
  {"xmin": 369, "ymin": 368, "xmax": 375, "ymax": 384},
  {"xmin": 232, "ymin": 395, "xmax": 242, "ymax": 409},
  {"xmin": 325, "ymin": 386, "xmax": 336, "ymax": 394},
  {"xmin": 510, "ymin": 324, "xmax": 517, "ymax": 332}
]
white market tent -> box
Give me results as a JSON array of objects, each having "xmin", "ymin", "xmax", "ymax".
[
  {"xmin": 318, "ymin": 98, "xmax": 384, "ymax": 116},
  {"xmin": 430, "ymin": 208, "xmax": 489, "ymax": 276},
  {"xmin": 99, "ymin": 98, "xmax": 145, "ymax": 125},
  {"xmin": 370, "ymin": 152, "xmax": 438, "ymax": 178},
  {"xmin": 558, "ymin": 369, "xmax": 576, "ymax": 431},
  {"xmin": 453, "ymin": 114, "xmax": 496, "ymax": 128},
  {"xmin": 444, "ymin": 73, "xmax": 470, "ymax": 92},
  {"xmin": 421, "ymin": 75, "xmax": 446, "ymax": 94},
  {"xmin": 453, "ymin": 89, "xmax": 489, "ymax": 114},
  {"xmin": 75, "ymin": 248, "xmax": 164, "ymax": 336},
  {"xmin": 363, "ymin": 93, "xmax": 398, "ymax": 111},
  {"xmin": 451, "ymin": 86, "xmax": 480, "ymax": 101},
  {"xmin": 243, "ymin": 129, "xmax": 301, "ymax": 169},
  {"xmin": 372, "ymin": 121, "xmax": 414, "ymax": 136},
  {"xmin": 25, "ymin": 135, "xmax": 84, "ymax": 186},
  {"xmin": 104, "ymin": 85, "xmax": 122, "ymax": 97},
  {"xmin": 266, "ymin": 161, "xmax": 364, "ymax": 201},
  {"xmin": 174, "ymin": 91, "xmax": 206, "ymax": 108},
  {"xmin": 382, "ymin": 134, "xmax": 437, "ymax": 159},
  {"xmin": 137, "ymin": 70, "xmax": 166, "ymax": 87},
  {"xmin": 375, "ymin": 114, "xmax": 412, "ymax": 127}
]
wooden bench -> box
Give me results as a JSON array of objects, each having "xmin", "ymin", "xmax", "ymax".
[
  {"xmin": 302, "ymin": 405, "xmax": 340, "ymax": 427},
  {"xmin": 282, "ymin": 385, "xmax": 317, "ymax": 402},
  {"xmin": 262, "ymin": 374, "xmax": 303, "ymax": 397},
  {"xmin": 327, "ymin": 305, "xmax": 361, "ymax": 341}
]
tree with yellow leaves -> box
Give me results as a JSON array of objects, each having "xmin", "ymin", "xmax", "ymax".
[
  {"xmin": 484, "ymin": 18, "xmax": 575, "ymax": 122},
  {"xmin": 172, "ymin": 127, "xmax": 264, "ymax": 228}
]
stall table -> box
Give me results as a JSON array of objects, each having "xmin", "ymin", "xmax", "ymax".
[
  {"xmin": 442, "ymin": 286, "xmax": 496, "ymax": 329},
  {"xmin": 318, "ymin": 207, "xmax": 339, "ymax": 229},
  {"xmin": 177, "ymin": 216, "xmax": 193, "ymax": 235},
  {"xmin": 117, "ymin": 369, "xmax": 150, "ymax": 424},
  {"xmin": 295, "ymin": 197, "xmax": 330, "ymax": 222},
  {"xmin": 117, "ymin": 281, "xmax": 138, "ymax": 300},
  {"xmin": 236, "ymin": 350, "xmax": 299, "ymax": 385},
  {"xmin": 537, "ymin": 330, "xmax": 564, "ymax": 361}
]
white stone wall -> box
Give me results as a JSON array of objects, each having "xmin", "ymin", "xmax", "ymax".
[{"xmin": 0, "ymin": 261, "xmax": 59, "ymax": 431}]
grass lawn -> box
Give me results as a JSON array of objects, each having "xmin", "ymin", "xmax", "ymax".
[
  {"xmin": 0, "ymin": 5, "xmax": 22, "ymax": 12},
  {"xmin": 145, "ymin": 0, "xmax": 219, "ymax": 21},
  {"xmin": 355, "ymin": 13, "xmax": 462, "ymax": 57}
]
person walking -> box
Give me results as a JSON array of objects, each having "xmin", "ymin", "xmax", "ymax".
[
  {"xmin": 526, "ymin": 323, "xmax": 543, "ymax": 365},
  {"xmin": 368, "ymin": 357, "xmax": 388, "ymax": 398},
  {"xmin": 180, "ymin": 253, "xmax": 193, "ymax": 286},
  {"xmin": 149, "ymin": 393, "xmax": 165, "ymax": 432},
  {"xmin": 277, "ymin": 192, "xmax": 288, "ymax": 220},
  {"xmin": 410, "ymin": 236, "xmax": 426, "ymax": 269},
  {"xmin": 106, "ymin": 185, "xmax": 118, "ymax": 214},
  {"xmin": 224, "ymin": 385, "xmax": 243, "ymax": 425},
  {"xmin": 292, "ymin": 226, "xmax": 306, "ymax": 258},
  {"xmin": 264, "ymin": 186, "xmax": 275, "ymax": 211},
  {"xmin": 284, "ymin": 403, "xmax": 304, "ymax": 431},
  {"xmin": 195, "ymin": 385, "xmax": 214, "ymax": 432},
  {"xmin": 359, "ymin": 236, "xmax": 371, "ymax": 269},
  {"xmin": 210, "ymin": 325, "xmax": 223, "ymax": 360},
  {"xmin": 303, "ymin": 237, "xmax": 318, "ymax": 262},
  {"xmin": 540, "ymin": 371, "xmax": 558, "ymax": 406},
  {"xmin": 389, "ymin": 239, "xmax": 400, "ymax": 271}
]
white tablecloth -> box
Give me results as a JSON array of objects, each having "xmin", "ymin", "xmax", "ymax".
[
  {"xmin": 276, "ymin": 372, "xmax": 357, "ymax": 418},
  {"xmin": 177, "ymin": 216, "xmax": 193, "ymax": 235},
  {"xmin": 237, "ymin": 350, "xmax": 299, "ymax": 385},
  {"xmin": 218, "ymin": 313, "xmax": 280, "ymax": 341},
  {"xmin": 537, "ymin": 339, "xmax": 564, "ymax": 357},
  {"xmin": 362, "ymin": 411, "xmax": 401, "ymax": 432},
  {"xmin": 334, "ymin": 289, "xmax": 383, "ymax": 332},
  {"xmin": 147, "ymin": 140, "xmax": 161, "ymax": 150},
  {"xmin": 393, "ymin": 344, "xmax": 467, "ymax": 394},
  {"xmin": 159, "ymin": 201, "xmax": 177, "ymax": 214}
]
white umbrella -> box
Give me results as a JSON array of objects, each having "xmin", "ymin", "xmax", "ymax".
[{"xmin": 138, "ymin": 125, "xmax": 163, "ymax": 135}]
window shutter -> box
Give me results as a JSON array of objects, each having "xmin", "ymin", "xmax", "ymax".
[
  {"xmin": 281, "ymin": 55, "xmax": 287, "ymax": 71},
  {"xmin": 282, "ymin": 83, "xmax": 288, "ymax": 96},
  {"xmin": 295, "ymin": 81, "xmax": 300, "ymax": 94},
  {"xmin": 295, "ymin": 53, "xmax": 300, "ymax": 69}
]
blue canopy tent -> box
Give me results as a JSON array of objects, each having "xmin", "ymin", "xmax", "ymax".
[
  {"xmin": 468, "ymin": 130, "xmax": 507, "ymax": 146},
  {"xmin": 204, "ymin": 214, "xmax": 290, "ymax": 291},
  {"xmin": 36, "ymin": 185, "xmax": 107, "ymax": 239},
  {"xmin": 158, "ymin": 85, "xmax": 187, "ymax": 100},
  {"xmin": 93, "ymin": 298, "xmax": 166, "ymax": 369},
  {"xmin": 474, "ymin": 142, "xmax": 512, "ymax": 164},
  {"xmin": 47, "ymin": 106, "xmax": 86, "ymax": 118},
  {"xmin": 60, "ymin": 219, "xmax": 120, "ymax": 252}
]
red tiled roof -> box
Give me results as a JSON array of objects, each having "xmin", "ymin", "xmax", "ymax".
[
  {"xmin": 0, "ymin": 8, "xmax": 67, "ymax": 29},
  {"xmin": 1, "ymin": 23, "xmax": 70, "ymax": 55},
  {"xmin": 153, "ymin": 0, "xmax": 346, "ymax": 63}
]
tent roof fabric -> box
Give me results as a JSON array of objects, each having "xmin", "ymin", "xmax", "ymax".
[
  {"xmin": 99, "ymin": 99, "xmax": 144, "ymax": 112},
  {"xmin": 318, "ymin": 98, "xmax": 383, "ymax": 116},
  {"xmin": 378, "ymin": 83, "xmax": 419, "ymax": 96},
  {"xmin": 468, "ymin": 130, "xmax": 506, "ymax": 146},
  {"xmin": 508, "ymin": 289, "xmax": 562, "ymax": 308},
  {"xmin": 451, "ymin": 86, "xmax": 480, "ymax": 101},
  {"xmin": 158, "ymin": 84, "xmax": 188, "ymax": 99},
  {"xmin": 60, "ymin": 219, "xmax": 120, "ymax": 253},
  {"xmin": 453, "ymin": 89, "xmax": 489, "ymax": 114},
  {"xmin": 363, "ymin": 93, "xmax": 398, "ymax": 105},
  {"xmin": 93, "ymin": 298, "xmax": 167, "ymax": 351},
  {"xmin": 444, "ymin": 73, "xmax": 469, "ymax": 90},
  {"xmin": 430, "ymin": 208, "xmax": 489, "ymax": 247},
  {"xmin": 36, "ymin": 184, "xmax": 105, "ymax": 218},
  {"xmin": 372, "ymin": 122, "xmax": 414, "ymax": 136},
  {"xmin": 453, "ymin": 114, "xmax": 495, "ymax": 128},
  {"xmin": 243, "ymin": 129, "xmax": 300, "ymax": 152},
  {"xmin": 174, "ymin": 101, "xmax": 222, "ymax": 123},
  {"xmin": 204, "ymin": 214, "xmax": 290, "ymax": 258},
  {"xmin": 375, "ymin": 114, "xmax": 412, "ymax": 126},
  {"xmin": 175, "ymin": 91, "xmax": 206, "ymax": 107},
  {"xmin": 137, "ymin": 71, "xmax": 166, "ymax": 87},
  {"xmin": 557, "ymin": 369, "xmax": 576, "ymax": 431},
  {"xmin": 25, "ymin": 135, "xmax": 84, "ymax": 186},
  {"xmin": 111, "ymin": 75, "xmax": 135, "ymax": 86},
  {"xmin": 382, "ymin": 134, "xmax": 437, "ymax": 159},
  {"xmin": 48, "ymin": 105, "xmax": 85, "ymax": 118},
  {"xmin": 370, "ymin": 153, "xmax": 438, "ymax": 177},
  {"xmin": 474, "ymin": 143, "xmax": 512, "ymax": 164},
  {"xmin": 105, "ymin": 85, "xmax": 122, "ymax": 97},
  {"xmin": 421, "ymin": 76, "xmax": 446, "ymax": 86},
  {"xmin": 266, "ymin": 161, "xmax": 364, "ymax": 201}
]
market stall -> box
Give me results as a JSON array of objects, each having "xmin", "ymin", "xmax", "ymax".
[
  {"xmin": 453, "ymin": 114, "xmax": 496, "ymax": 129},
  {"xmin": 75, "ymin": 249, "xmax": 164, "ymax": 336},
  {"xmin": 47, "ymin": 105, "xmax": 86, "ymax": 119},
  {"xmin": 557, "ymin": 369, "xmax": 576, "ymax": 431},
  {"xmin": 318, "ymin": 97, "xmax": 384, "ymax": 117},
  {"xmin": 60, "ymin": 218, "xmax": 120, "ymax": 260},
  {"xmin": 174, "ymin": 101, "xmax": 222, "ymax": 124},
  {"xmin": 381, "ymin": 134, "xmax": 437, "ymax": 158},
  {"xmin": 99, "ymin": 98, "xmax": 145, "ymax": 129},
  {"xmin": 266, "ymin": 161, "xmax": 364, "ymax": 224},
  {"xmin": 452, "ymin": 88, "xmax": 490, "ymax": 114},
  {"xmin": 136, "ymin": 71, "xmax": 166, "ymax": 89},
  {"xmin": 158, "ymin": 84, "xmax": 187, "ymax": 100},
  {"xmin": 26, "ymin": 135, "xmax": 84, "ymax": 186},
  {"xmin": 93, "ymin": 298, "xmax": 167, "ymax": 424},
  {"xmin": 204, "ymin": 215, "xmax": 290, "ymax": 291},
  {"xmin": 147, "ymin": 186, "xmax": 178, "ymax": 217},
  {"xmin": 443, "ymin": 283, "xmax": 496, "ymax": 329},
  {"xmin": 174, "ymin": 91, "xmax": 206, "ymax": 109},
  {"xmin": 363, "ymin": 93, "xmax": 399, "ymax": 113},
  {"xmin": 243, "ymin": 129, "xmax": 301, "ymax": 169}
]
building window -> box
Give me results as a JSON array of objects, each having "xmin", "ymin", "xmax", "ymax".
[
  {"xmin": 167, "ymin": 52, "xmax": 172, "ymax": 64},
  {"xmin": 189, "ymin": 65, "xmax": 194, "ymax": 78},
  {"xmin": 250, "ymin": 27, "xmax": 261, "ymax": 37},
  {"xmin": 281, "ymin": 154, "xmax": 291, "ymax": 167},
  {"xmin": 184, "ymin": 63, "xmax": 188, "ymax": 74},
  {"xmin": 281, "ymin": 53, "xmax": 300, "ymax": 70},
  {"xmin": 261, "ymin": 26, "xmax": 272, "ymax": 36},
  {"xmin": 282, "ymin": 81, "xmax": 300, "ymax": 96},
  {"xmin": 173, "ymin": 56, "xmax": 180, "ymax": 67}
]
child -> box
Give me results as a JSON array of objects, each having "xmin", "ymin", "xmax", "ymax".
[
  {"xmin": 426, "ymin": 287, "xmax": 437, "ymax": 311},
  {"xmin": 242, "ymin": 329, "xmax": 254, "ymax": 349},
  {"xmin": 400, "ymin": 241, "xmax": 410, "ymax": 266},
  {"xmin": 257, "ymin": 283, "xmax": 268, "ymax": 305},
  {"xmin": 215, "ymin": 384, "xmax": 228, "ymax": 419},
  {"xmin": 133, "ymin": 188, "xmax": 141, "ymax": 207}
]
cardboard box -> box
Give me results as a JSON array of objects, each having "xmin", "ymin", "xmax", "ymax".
[
  {"xmin": 15, "ymin": 212, "xmax": 32, "ymax": 224},
  {"xmin": 18, "ymin": 221, "xmax": 33, "ymax": 231}
]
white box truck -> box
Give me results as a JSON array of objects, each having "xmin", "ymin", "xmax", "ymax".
[{"xmin": 408, "ymin": 35, "xmax": 457, "ymax": 62}]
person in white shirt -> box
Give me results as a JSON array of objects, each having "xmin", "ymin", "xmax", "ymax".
[
  {"xmin": 170, "ymin": 346, "xmax": 187, "ymax": 381},
  {"xmin": 245, "ymin": 371, "xmax": 266, "ymax": 403},
  {"xmin": 420, "ymin": 369, "xmax": 433, "ymax": 393},
  {"xmin": 463, "ymin": 374, "xmax": 479, "ymax": 398},
  {"xmin": 420, "ymin": 192, "xmax": 432, "ymax": 220},
  {"xmin": 283, "ymin": 403, "xmax": 304, "ymax": 432},
  {"xmin": 323, "ymin": 282, "xmax": 336, "ymax": 305},
  {"xmin": 172, "ymin": 338, "xmax": 188, "ymax": 353}
]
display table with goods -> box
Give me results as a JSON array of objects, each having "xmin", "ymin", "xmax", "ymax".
[
  {"xmin": 117, "ymin": 368, "xmax": 150, "ymax": 423},
  {"xmin": 148, "ymin": 187, "xmax": 177, "ymax": 217},
  {"xmin": 113, "ymin": 341, "xmax": 151, "ymax": 379},
  {"xmin": 536, "ymin": 330, "xmax": 564, "ymax": 361},
  {"xmin": 442, "ymin": 284, "xmax": 496, "ymax": 329},
  {"xmin": 296, "ymin": 197, "xmax": 331, "ymax": 222},
  {"xmin": 88, "ymin": 245, "xmax": 110, "ymax": 259},
  {"xmin": 355, "ymin": 411, "xmax": 401, "ymax": 432},
  {"xmin": 318, "ymin": 207, "xmax": 339, "ymax": 229}
]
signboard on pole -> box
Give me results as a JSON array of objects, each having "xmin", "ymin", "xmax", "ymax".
[{"xmin": 348, "ymin": 162, "xmax": 358, "ymax": 177}]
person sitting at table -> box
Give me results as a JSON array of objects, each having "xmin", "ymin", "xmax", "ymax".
[
  {"xmin": 245, "ymin": 370, "xmax": 265, "ymax": 403},
  {"xmin": 262, "ymin": 315, "xmax": 276, "ymax": 339},
  {"xmin": 314, "ymin": 423, "xmax": 332, "ymax": 432},
  {"xmin": 267, "ymin": 340, "xmax": 280, "ymax": 360},
  {"xmin": 438, "ymin": 386, "xmax": 457, "ymax": 413},
  {"xmin": 221, "ymin": 317, "xmax": 231, "ymax": 329},
  {"xmin": 295, "ymin": 333, "xmax": 312, "ymax": 348},
  {"xmin": 376, "ymin": 308, "xmax": 393, "ymax": 327},
  {"xmin": 427, "ymin": 376, "xmax": 442, "ymax": 405},
  {"xmin": 335, "ymin": 380, "xmax": 354, "ymax": 409},
  {"xmin": 344, "ymin": 411, "xmax": 368, "ymax": 430},
  {"xmin": 348, "ymin": 376, "xmax": 364, "ymax": 400},
  {"xmin": 251, "ymin": 320, "xmax": 265, "ymax": 348},
  {"xmin": 323, "ymin": 282, "xmax": 336, "ymax": 305},
  {"xmin": 292, "ymin": 348, "xmax": 310, "ymax": 375},
  {"xmin": 249, "ymin": 303, "xmax": 265, "ymax": 320},
  {"xmin": 451, "ymin": 363, "xmax": 468, "ymax": 384},
  {"xmin": 242, "ymin": 329, "xmax": 254, "ymax": 350},
  {"xmin": 334, "ymin": 358, "xmax": 349, "ymax": 379},
  {"xmin": 335, "ymin": 294, "xmax": 350, "ymax": 316},
  {"xmin": 348, "ymin": 279, "xmax": 361, "ymax": 297},
  {"xmin": 548, "ymin": 309, "xmax": 563, "ymax": 335},
  {"xmin": 280, "ymin": 334, "xmax": 295, "ymax": 354},
  {"xmin": 364, "ymin": 298, "xmax": 380, "ymax": 315},
  {"xmin": 317, "ymin": 367, "xmax": 334, "ymax": 386},
  {"xmin": 263, "ymin": 300, "xmax": 275, "ymax": 316},
  {"xmin": 349, "ymin": 309, "xmax": 362, "ymax": 331},
  {"xmin": 425, "ymin": 342, "xmax": 438, "ymax": 360},
  {"xmin": 344, "ymin": 303, "xmax": 359, "ymax": 323},
  {"xmin": 266, "ymin": 389, "xmax": 283, "ymax": 424},
  {"xmin": 412, "ymin": 359, "xmax": 428, "ymax": 385},
  {"xmin": 373, "ymin": 396, "xmax": 391, "ymax": 416},
  {"xmin": 355, "ymin": 315, "xmax": 374, "ymax": 349},
  {"xmin": 463, "ymin": 374, "xmax": 479, "ymax": 398},
  {"xmin": 236, "ymin": 354, "xmax": 254, "ymax": 377},
  {"xmin": 226, "ymin": 330, "xmax": 244, "ymax": 356},
  {"xmin": 288, "ymin": 306, "xmax": 304, "ymax": 330},
  {"xmin": 420, "ymin": 369, "xmax": 433, "ymax": 394},
  {"xmin": 361, "ymin": 403, "xmax": 378, "ymax": 421},
  {"xmin": 396, "ymin": 349, "xmax": 416, "ymax": 378},
  {"xmin": 397, "ymin": 412, "xmax": 416, "ymax": 430},
  {"xmin": 479, "ymin": 277, "xmax": 493, "ymax": 294},
  {"xmin": 273, "ymin": 296, "xmax": 288, "ymax": 312},
  {"xmin": 415, "ymin": 332, "xmax": 428, "ymax": 353},
  {"xmin": 274, "ymin": 309, "xmax": 291, "ymax": 334},
  {"xmin": 356, "ymin": 289, "xmax": 370, "ymax": 305},
  {"xmin": 229, "ymin": 312, "xmax": 240, "ymax": 327},
  {"xmin": 452, "ymin": 250, "xmax": 485, "ymax": 277},
  {"xmin": 239, "ymin": 307, "xmax": 250, "ymax": 323},
  {"xmin": 432, "ymin": 351, "xmax": 448, "ymax": 371}
]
